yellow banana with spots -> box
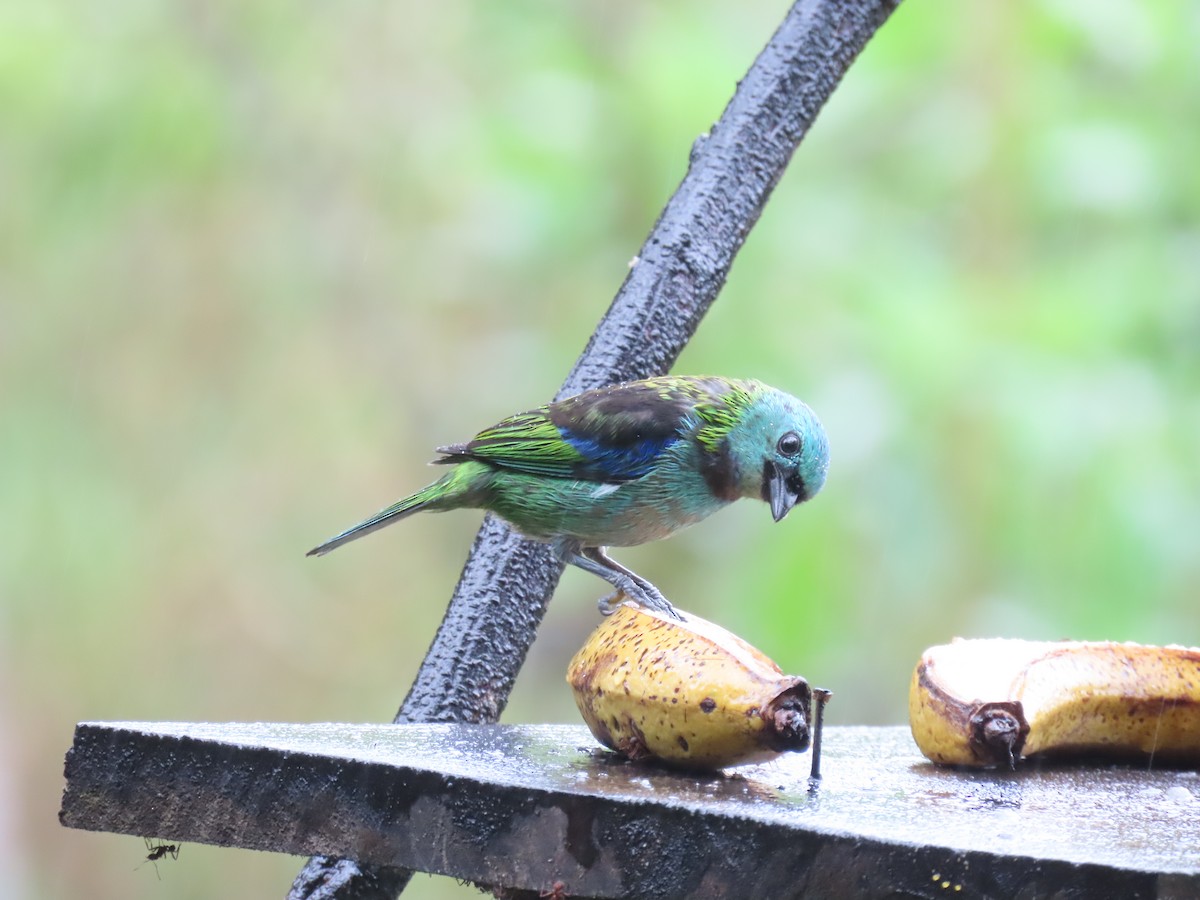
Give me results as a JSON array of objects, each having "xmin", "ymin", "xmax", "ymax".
[
  {"xmin": 910, "ymin": 638, "xmax": 1200, "ymax": 768},
  {"xmin": 567, "ymin": 602, "xmax": 823, "ymax": 770}
]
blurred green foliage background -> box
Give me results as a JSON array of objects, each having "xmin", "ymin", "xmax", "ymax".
[{"xmin": 3, "ymin": 0, "xmax": 1197, "ymax": 897}]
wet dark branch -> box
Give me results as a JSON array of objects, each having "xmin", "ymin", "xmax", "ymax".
[{"xmin": 288, "ymin": 1, "xmax": 901, "ymax": 897}]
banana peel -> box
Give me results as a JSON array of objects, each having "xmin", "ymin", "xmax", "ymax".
[
  {"xmin": 910, "ymin": 638, "xmax": 1200, "ymax": 768},
  {"xmin": 567, "ymin": 602, "xmax": 827, "ymax": 771}
]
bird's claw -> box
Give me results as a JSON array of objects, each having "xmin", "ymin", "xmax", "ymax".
[
  {"xmin": 601, "ymin": 586, "xmax": 683, "ymax": 621},
  {"xmin": 656, "ymin": 599, "xmax": 685, "ymax": 621},
  {"xmin": 597, "ymin": 592, "xmax": 627, "ymax": 616}
]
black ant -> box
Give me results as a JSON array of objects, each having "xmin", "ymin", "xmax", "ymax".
[{"xmin": 136, "ymin": 837, "xmax": 180, "ymax": 879}]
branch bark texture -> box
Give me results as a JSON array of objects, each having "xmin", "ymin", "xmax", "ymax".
[{"xmin": 289, "ymin": 1, "xmax": 900, "ymax": 897}]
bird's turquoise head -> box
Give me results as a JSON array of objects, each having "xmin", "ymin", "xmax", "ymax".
[
  {"xmin": 749, "ymin": 389, "xmax": 829, "ymax": 521},
  {"xmin": 697, "ymin": 382, "xmax": 829, "ymax": 521}
]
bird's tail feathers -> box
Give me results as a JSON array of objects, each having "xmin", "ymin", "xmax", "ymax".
[{"xmin": 307, "ymin": 477, "xmax": 455, "ymax": 557}]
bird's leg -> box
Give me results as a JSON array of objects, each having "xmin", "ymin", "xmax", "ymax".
[{"xmin": 556, "ymin": 542, "xmax": 681, "ymax": 620}]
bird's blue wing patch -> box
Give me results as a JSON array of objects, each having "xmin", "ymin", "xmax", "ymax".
[{"xmin": 557, "ymin": 429, "xmax": 678, "ymax": 481}]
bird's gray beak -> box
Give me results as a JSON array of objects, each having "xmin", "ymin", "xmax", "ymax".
[{"xmin": 766, "ymin": 461, "xmax": 801, "ymax": 523}]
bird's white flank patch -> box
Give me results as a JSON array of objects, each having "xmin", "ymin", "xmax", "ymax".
[{"xmin": 591, "ymin": 483, "xmax": 622, "ymax": 499}]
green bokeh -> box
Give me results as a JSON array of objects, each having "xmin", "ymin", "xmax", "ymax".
[{"xmin": 3, "ymin": 2, "xmax": 1197, "ymax": 897}]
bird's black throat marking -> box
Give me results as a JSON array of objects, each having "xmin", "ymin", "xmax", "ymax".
[
  {"xmin": 760, "ymin": 461, "xmax": 808, "ymax": 505},
  {"xmin": 790, "ymin": 470, "xmax": 810, "ymax": 502}
]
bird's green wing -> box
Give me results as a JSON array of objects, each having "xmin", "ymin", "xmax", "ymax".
[
  {"xmin": 437, "ymin": 410, "xmax": 587, "ymax": 479},
  {"xmin": 436, "ymin": 376, "xmax": 758, "ymax": 482}
]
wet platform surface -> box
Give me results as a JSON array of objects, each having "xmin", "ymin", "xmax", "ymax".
[{"xmin": 61, "ymin": 722, "xmax": 1200, "ymax": 898}]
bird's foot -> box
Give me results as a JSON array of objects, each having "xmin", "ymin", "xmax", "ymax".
[
  {"xmin": 561, "ymin": 543, "xmax": 684, "ymax": 621},
  {"xmin": 618, "ymin": 583, "xmax": 683, "ymax": 621}
]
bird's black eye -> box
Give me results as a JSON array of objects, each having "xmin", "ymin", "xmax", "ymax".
[{"xmin": 776, "ymin": 431, "xmax": 802, "ymax": 457}]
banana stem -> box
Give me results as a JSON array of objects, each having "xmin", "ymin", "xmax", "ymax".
[{"xmin": 968, "ymin": 702, "xmax": 1029, "ymax": 769}]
